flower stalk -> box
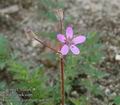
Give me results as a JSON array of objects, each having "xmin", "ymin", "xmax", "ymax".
[
  {"xmin": 60, "ymin": 56, "xmax": 65, "ymax": 105},
  {"xmin": 25, "ymin": 28, "xmax": 59, "ymax": 54},
  {"xmin": 56, "ymin": 9, "xmax": 65, "ymax": 105}
]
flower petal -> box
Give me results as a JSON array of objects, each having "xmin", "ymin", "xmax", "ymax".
[
  {"xmin": 72, "ymin": 35, "xmax": 86, "ymax": 45},
  {"xmin": 70, "ymin": 45, "xmax": 80, "ymax": 55},
  {"xmin": 57, "ymin": 34, "xmax": 66, "ymax": 43},
  {"xmin": 66, "ymin": 26, "xmax": 73, "ymax": 39},
  {"xmin": 60, "ymin": 44, "xmax": 69, "ymax": 55}
]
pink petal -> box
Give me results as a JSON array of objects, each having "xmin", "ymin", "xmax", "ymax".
[
  {"xmin": 72, "ymin": 35, "xmax": 86, "ymax": 45},
  {"xmin": 70, "ymin": 45, "xmax": 80, "ymax": 55},
  {"xmin": 66, "ymin": 26, "xmax": 73, "ymax": 39},
  {"xmin": 57, "ymin": 34, "xmax": 66, "ymax": 43},
  {"xmin": 60, "ymin": 44, "xmax": 69, "ymax": 55}
]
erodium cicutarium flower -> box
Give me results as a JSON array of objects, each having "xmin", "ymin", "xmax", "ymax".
[{"xmin": 57, "ymin": 26, "xmax": 86, "ymax": 55}]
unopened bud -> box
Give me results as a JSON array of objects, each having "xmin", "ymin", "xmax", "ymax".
[{"xmin": 24, "ymin": 27, "xmax": 37, "ymax": 40}]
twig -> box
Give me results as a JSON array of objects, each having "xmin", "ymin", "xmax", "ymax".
[
  {"xmin": 0, "ymin": 5, "xmax": 19, "ymax": 14},
  {"xmin": 25, "ymin": 28, "xmax": 60, "ymax": 54}
]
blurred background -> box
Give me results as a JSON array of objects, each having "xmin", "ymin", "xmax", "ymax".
[{"xmin": 0, "ymin": 0, "xmax": 120, "ymax": 105}]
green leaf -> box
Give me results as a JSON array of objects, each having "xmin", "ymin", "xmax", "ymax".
[
  {"xmin": 113, "ymin": 96, "xmax": 120, "ymax": 105},
  {"xmin": 83, "ymin": 64, "xmax": 109, "ymax": 79},
  {"xmin": 79, "ymin": 32, "xmax": 104, "ymax": 63},
  {"xmin": 70, "ymin": 98, "xmax": 81, "ymax": 105},
  {"xmin": 65, "ymin": 55, "xmax": 78, "ymax": 78},
  {"xmin": 81, "ymin": 79, "xmax": 103, "ymax": 96},
  {"xmin": 6, "ymin": 90, "xmax": 22, "ymax": 105},
  {"xmin": 9, "ymin": 61, "xmax": 29, "ymax": 80},
  {"xmin": 51, "ymin": 84, "xmax": 61, "ymax": 104},
  {"xmin": 70, "ymin": 96, "xmax": 88, "ymax": 105},
  {"xmin": 0, "ymin": 82, "xmax": 7, "ymax": 91},
  {"xmin": 0, "ymin": 34, "xmax": 11, "ymax": 69}
]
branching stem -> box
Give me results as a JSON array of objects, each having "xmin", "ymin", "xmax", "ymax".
[
  {"xmin": 25, "ymin": 28, "xmax": 60, "ymax": 54},
  {"xmin": 25, "ymin": 9, "xmax": 65, "ymax": 105}
]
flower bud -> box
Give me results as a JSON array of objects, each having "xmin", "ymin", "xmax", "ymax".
[{"xmin": 54, "ymin": 9, "xmax": 64, "ymax": 20}]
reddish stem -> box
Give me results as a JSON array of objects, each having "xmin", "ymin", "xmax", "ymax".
[
  {"xmin": 60, "ymin": 57, "xmax": 64, "ymax": 105},
  {"xmin": 33, "ymin": 37, "xmax": 58, "ymax": 53},
  {"xmin": 25, "ymin": 28, "xmax": 60, "ymax": 54},
  {"xmin": 59, "ymin": 15, "xmax": 65, "ymax": 105}
]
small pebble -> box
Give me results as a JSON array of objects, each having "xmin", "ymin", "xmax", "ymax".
[
  {"xmin": 32, "ymin": 40, "xmax": 40, "ymax": 47},
  {"xmin": 105, "ymin": 88, "xmax": 111, "ymax": 96},
  {"xmin": 115, "ymin": 54, "xmax": 120, "ymax": 61}
]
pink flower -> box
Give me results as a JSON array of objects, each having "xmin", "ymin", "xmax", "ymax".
[{"xmin": 57, "ymin": 26, "xmax": 86, "ymax": 55}]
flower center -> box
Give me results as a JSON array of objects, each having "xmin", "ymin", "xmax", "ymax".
[{"xmin": 65, "ymin": 37, "xmax": 74, "ymax": 46}]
